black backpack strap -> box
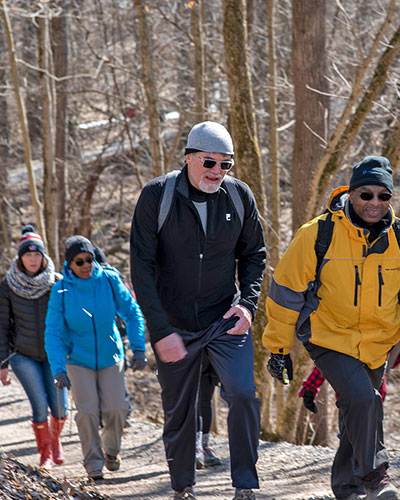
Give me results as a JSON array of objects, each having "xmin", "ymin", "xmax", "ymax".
[
  {"xmin": 314, "ymin": 211, "xmax": 334, "ymax": 276},
  {"xmin": 393, "ymin": 217, "xmax": 400, "ymax": 248},
  {"xmin": 223, "ymin": 176, "xmax": 245, "ymax": 227}
]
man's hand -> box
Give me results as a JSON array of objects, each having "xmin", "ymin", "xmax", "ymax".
[
  {"xmin": 267, "ymin": 353, "xmax": 293, "ymax": 385},
  {"xmin": 223, "ymin": 305, "xmax": 252, "ymax": 335},
  {"xmin": 155, "ymin": 333, "xmax": 187, "ymax": 363},
  {"xmin": 130, "ymin": 350, "xmax": 147, "ymax": 371},
  {"xmin": 302, "ymin": 390, "xmax": 318, "ymax": 414},
  {"xmin": 54, "ymin": 372, "xmax": 71, "ymax": 390},
  {"xmin": 0, "ymin": 368, "xmax": 11, "ymax": 386}
]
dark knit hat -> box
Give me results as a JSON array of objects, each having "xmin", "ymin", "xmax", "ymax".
[
  {"xmin": 65, "ymin": 235, "xmax": 95, "ymax": 265},
  {"xmin": 93, "ymin": 245, "xmax": 107, "ymax": 266},
  {"xmin": 185, "ymin": 121, "xmax": 234, "ymax": 156},
  {"xmin": 18, "ymin": 225, "xmax": 45, "ymax": 258},
  {"xmin": 349, "ymin": 156, "xmax": 393, "ymax": 194}
]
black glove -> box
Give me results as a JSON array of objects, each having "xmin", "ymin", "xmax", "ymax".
[
  {"xmin": 302, "ymin": 390, "xmax": 318, "ymax": 414},
  {"xmin": 267, "ymin": 353, "xmax": 293, "ymax": 385},
  {"xmin": 130, "ymin": 351, "xmax": 147, "ymax": 371},
  {"xmin": 54, "ymin": 372, "xmax": 71, "ymax": 390}
]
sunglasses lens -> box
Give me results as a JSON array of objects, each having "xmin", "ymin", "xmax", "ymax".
[
  {"xmin": 359, "ymin": 192, "xmax": 373, "ymax": 201},
  {"xmin": 359, "ymin": 192, "xmax": 391, "ymax": 201},
  {"xmin": 75, "ymin": 257, "xmax": 93, "ymax": 266},
  {"xmin": 220, "ymin": 162, "xmax": 233, "ymax": 171},
  {"xmin": 202, "ymin": 159, "xmax": 217, "ymax": 169}
]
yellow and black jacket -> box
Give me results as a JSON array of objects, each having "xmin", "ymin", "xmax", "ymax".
[{"xmin": 262, "ymin": 186, "xmax": 400, "ymax": 369}]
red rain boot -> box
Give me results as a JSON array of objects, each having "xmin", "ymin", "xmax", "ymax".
[
  {"xmin": 32, "ymin": 420, "xmax": 53, "ymax": 471},
  {"xmin": 49, "ymin": 415, "xmax": 67, "ymax": 465}
]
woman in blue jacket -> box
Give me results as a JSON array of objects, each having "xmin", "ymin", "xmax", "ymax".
[{"xmin": 45, "ymin": 235, "xmax": 146, "ymax": 480}]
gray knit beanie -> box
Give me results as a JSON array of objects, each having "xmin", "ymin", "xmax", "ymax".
[
  {"xmin": 185, "ymin": 121, "xmax": 234, "ymax": 155},
  {"xmin": 349, "ymin": 155, "xmax": 393, "ymax": 194},
  {"xmin": 65, "ymin": 235, "xmax": 95, "ymax": 265}
]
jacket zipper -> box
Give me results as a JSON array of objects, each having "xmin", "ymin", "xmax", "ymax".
[
  {"xmin": 354, "ymin": 265, "xmax": 361, "ymax": 306},
  {"xmin": 195, "ymin": 252, "xmax": 204, "ymax": 329},
  {"xmin": 378, "ymin": 265, "xmax": 384, "ymax": 307}
]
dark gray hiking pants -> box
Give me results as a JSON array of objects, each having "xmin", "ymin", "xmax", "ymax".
[
  {"xmin": 155, "ymin": 316, "xmax": 260, "ymax": 493},
  {"xmin": 304, "ymin": 342, "xmax": 388, "ymax": 500}
]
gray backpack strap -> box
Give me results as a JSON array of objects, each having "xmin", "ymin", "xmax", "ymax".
[
  {"xmin": 224, "ymin": 176, "xmax": 244, "ymax": 227},
  {"xmin": 157, "ymin": 170, "xmax": 181, "ymax": 233}
]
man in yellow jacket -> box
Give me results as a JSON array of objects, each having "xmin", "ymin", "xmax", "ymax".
[{"xmin": 263, "ymin": 156, "xmax": 400, "ymax": 500}]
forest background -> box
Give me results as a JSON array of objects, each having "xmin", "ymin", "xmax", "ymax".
[{"xmin": 0, "ymin": 0, "xmax": 400, "ymax": 448}]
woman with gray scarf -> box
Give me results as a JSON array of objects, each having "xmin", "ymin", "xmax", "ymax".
[{"xmin": 0, "ymin": 225, "xmax": 68, "ymax": 472}]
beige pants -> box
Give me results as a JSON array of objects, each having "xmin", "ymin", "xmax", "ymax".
[{"xmin": 67, "ymin": 360, "xmax": 129, "ymax": 473}]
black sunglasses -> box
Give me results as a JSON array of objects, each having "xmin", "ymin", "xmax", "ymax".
[
  {"xmin": 74, "ymin": 257, "xmax": 94, "ymax": 267},
  {"xmin": 197, "ymin": 156, "xmax": 234, "ymax": 171},
  {"xmin": 357, "ymin": 191, "xmax": 392, "ymax": 202}
]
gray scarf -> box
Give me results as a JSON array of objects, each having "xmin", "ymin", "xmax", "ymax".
[{"xmin": 6, "ymin": 255, "xmax": 59, "ymax": 300}]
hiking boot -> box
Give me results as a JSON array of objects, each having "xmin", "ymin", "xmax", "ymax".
[
  {"xmin": 196, "ymin": 447, "xmax": 204, "ymax": 469},
  {"xmin": 88, "ymin": 470, "xmax": 104, "ymax": 481},
  {"xmin": 105, "ymin": 453, "xmax": 121, "ymax": 471},
  {"xmin": 203, "ymin": 447, "xmax": 221, "ymax": 466},
  {"xmin": 233, "ymin": 489, "xmax": 256, "ymax": 500},
  {"xmin": 172, "ymin": 486, "xmax": 196, "ymax": 499},
  {"xmin": 365, "ymin": 483, "xmax": 400, "ymax": 500}
]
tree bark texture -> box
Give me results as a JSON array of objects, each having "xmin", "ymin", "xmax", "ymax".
[
  {"xmin": 0, "ymin": 0, "xmax": 46, "ymax": 243},
  {"xmin": 291, "ymin": 0, "xmax": 329, "ymax": 231},
  {"xmin": 38, "ymin": 14, "xmax": 59, "ymax": 267},
  {"xmin": 132, "ymin": 0, "xmax": 164, "ymax": 177},
  {"xmin": 51, "ymin": 0, "xmax": 69, "ymax": 261},
  {"xmin": 0, "ymin": 26, "xmax": 10, "ymax": 258},
  {"xmin": 222, "ymin": 0, "xmax": 270, "ymax": 432},
  {"xmin": 191, "ymin": 0, "xmax": 206, "ymax": 123}
]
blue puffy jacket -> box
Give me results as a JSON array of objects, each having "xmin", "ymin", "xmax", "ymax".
[{"xmin": 45, "ymin": 262, "xmax": 145, "ymax": 377}]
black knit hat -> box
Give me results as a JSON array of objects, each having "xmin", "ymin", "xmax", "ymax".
[
  {"xmin": 65, "ymin": 235, "xmax": 95, "ymax": 265},
  {"xmin": 18, "ymin": 225, "xmax": 45, "ymax": 258},
  {"xmin": 93, "ymin": 245, "xmax": 107, "ymax": 266},
  {"xmin": 349, "ymin": 156, "xmax": 393, "ymax": 194}
]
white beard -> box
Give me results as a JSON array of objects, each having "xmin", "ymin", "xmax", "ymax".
[{"xmin": 198, "ymin": 177, "xmax": 223, "ymax": 193}]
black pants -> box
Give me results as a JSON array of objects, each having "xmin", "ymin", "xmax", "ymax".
[
  {"xmin": 197, "ymin": 356, "xmax": 219, "ymax": 435},
  {"xmin": 304, "ymin": 342, "xmax": 388, "ymax": 500},
  {"xmin": 155, "ymin": 316, "xmax": 260, "ymax": 492}
]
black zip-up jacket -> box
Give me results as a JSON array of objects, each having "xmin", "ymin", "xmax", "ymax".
[
  {"xmin": 0, "ymin": 279, "xmax": 51, "ymax": 366},
  {"xmin": 130, "ymin": 166, "xmax": 266, "ymax": 344}
]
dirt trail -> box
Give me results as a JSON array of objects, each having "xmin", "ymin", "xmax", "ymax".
[{"xmin": 1, "ymin": 371, "xmax": 400, "ymax": 500}]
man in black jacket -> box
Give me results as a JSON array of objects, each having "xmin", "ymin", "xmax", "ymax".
[{"xmin": 130, "ymin": 121, "xmax": 266, "ymax": 500}]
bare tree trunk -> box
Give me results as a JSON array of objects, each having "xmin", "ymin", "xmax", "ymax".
[
  {"xmin": 51, "ymin": 0, "xmax": 69, "ymax": 263},
  {"xmin": 132, "ymin": 0, "xmax": 164, "ymax": 177},
  {"xmin": 304, "ymin": 2, "xmax": 398, "ymax": 220},
  {"xmin": 191, "ymin": 0, "xmax": 206, "ymax": 123},
  {"xmin": 38, "ymin": 14, "xmax": 59, "ymax": 266},
  {"xmin": 0, "ymin": 22, "xmax": 10, "ymax": 258},
  {"xmin": 260, "ymin": 0, "xmax": 279, "ymax": 432},
  {"xmin": 266, "ymin": 0, "xmax": 280, "ymax": 274},
  {"xmin": 383, "ymin": 116, "xmax": 400, "ymax": 172},
  {"xmin": 77, "ymin": 160, "xmax": 107, "ymax": 237},
  {"xmin": 1, "ymin": 0, "xmax": 46, "ymax": 243},
  {"xmin": 291, "ymin": 0, "xmax": 329, "ymax": 231},
  {"xmin": 222, "ymin": 0, "xmax": 270, "ymax": 431}
]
